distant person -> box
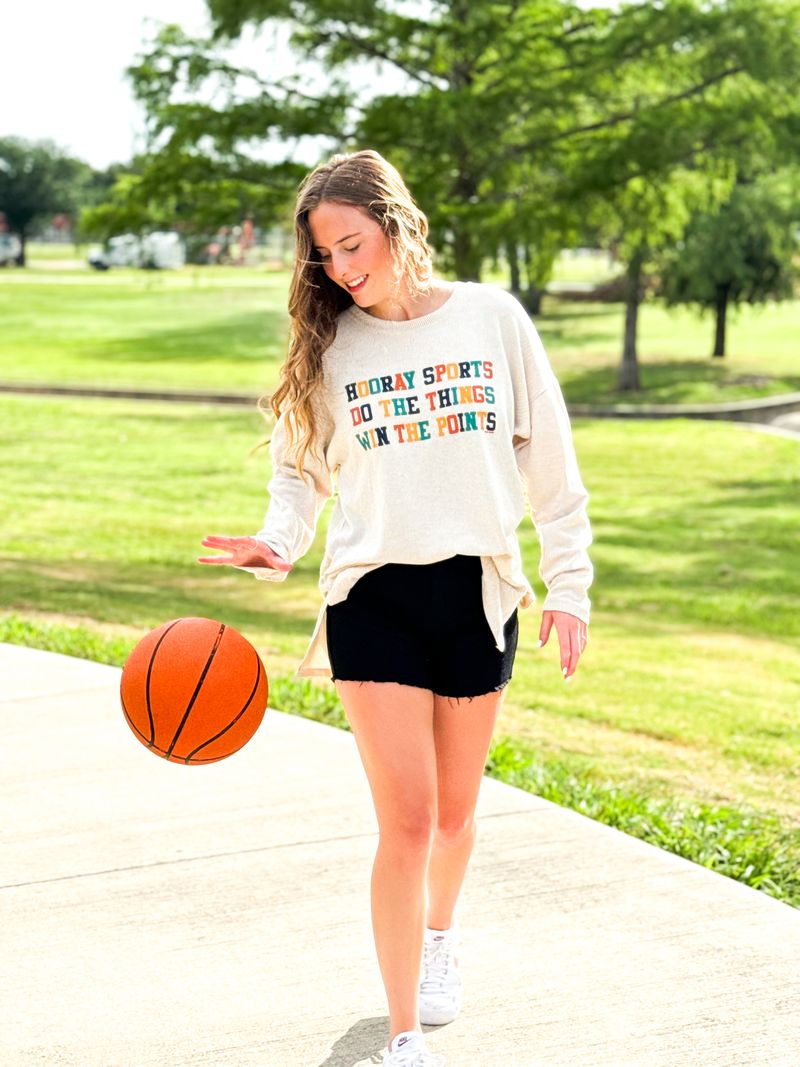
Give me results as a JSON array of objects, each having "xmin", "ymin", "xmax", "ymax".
[{"xmin": 198, "ymin": 148, "xmax": 593, "ymax": 1066}]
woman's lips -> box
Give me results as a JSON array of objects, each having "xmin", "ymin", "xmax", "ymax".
[{"xmin": 346, "ymin": 275, "xmax": 368, "ymax": 293}]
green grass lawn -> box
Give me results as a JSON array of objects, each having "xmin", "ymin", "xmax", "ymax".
[
  {"xmin": 2, "ymin": 260, "xmax": 799, "ymax": 404},
  {"xmin": 544, "ymin": 300, "xmax": 800, "ymax": 404},
  {"xmin": 2, "ymin": 392, "xmax": 798, "ymax": 831},
  {"xmin": 2, "ymin": 260, "xmax": 799, "ymax": 906}
]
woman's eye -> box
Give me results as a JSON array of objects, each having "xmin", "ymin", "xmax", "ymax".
[{"xmin": 316, "ymin": 244, "xmax": 359, "ymax": 264}]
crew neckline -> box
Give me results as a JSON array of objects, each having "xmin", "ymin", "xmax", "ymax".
[{"xmin": 347, "ymin": 280, "xmax": 467, "ymax": 330}]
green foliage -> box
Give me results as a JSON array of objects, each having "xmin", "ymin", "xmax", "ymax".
[
  {"xmin": 658, "ymin": 168, "xmax": 800, "ymax": 313},
  {"xmin": 110, "ymin": 1, "xmax": 800, "ymax": 379},
  {"xmin": 0, "ymin": 613, "xmax": 133, "ymax": 665},
  {"xmin": 78, "ymin": 173, "xmax": 165, "ymax": 241},
  {"xmin": 269, "ymin": 675, "xmax": 348, "ymax": 729},
  {"xmin": 0, "ymin": 137, "xmax": 97, "ymax": 254},
  {"xmin": 78, "ymin": 146, "xmax": 305, "ymax": 241}
]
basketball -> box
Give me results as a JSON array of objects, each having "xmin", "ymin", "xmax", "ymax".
[{"xmin": 120, "ymin": 617, "xmax": 268, "ymax": 764}]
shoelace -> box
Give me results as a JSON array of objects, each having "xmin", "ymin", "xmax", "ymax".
[{"xmin": 420, "ymin": 937, "xmax": 455, "ymax": 993}]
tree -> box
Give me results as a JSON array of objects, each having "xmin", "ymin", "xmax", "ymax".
[
  {"xmin": 556, "ymin": 0, "xmax": 800, "ymax": 389},
  {"xmin": 4, "ymin": 5, "xmax": 792, "ymax": 398},
  {"xmin": 586, "ymin": 163, "xmax": 736, "ymax": 390},
  {"xmin": 123, "ymin": 8, "xmax": 590, "ymax": 283},
  {"xmin": 118, "ymin": 0, "xmax": 800, "ymax": 390},
  {"xmin": 77, "ymin": 150, "xmax": 297, "ymax": 242},
  {"xmin": 135, "ymin": 2, "xmax": 758, "ymax": 289},
  {"xmin": 657, "ymin": 169, "xmax": 800, "ymax": 358},
  {"xmin": 0, "ymin": 137, "xmax": 94, "ymax": 266}
]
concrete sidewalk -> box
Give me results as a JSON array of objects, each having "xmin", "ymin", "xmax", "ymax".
[{"xmin": 2, "ymin": 642, "xmax": 799, "ymax": 1067}]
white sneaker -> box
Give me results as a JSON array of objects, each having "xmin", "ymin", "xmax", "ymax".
[
  {"xmin": 382, "ymin": 1030, "xmax": 447, "ymax": 1066},
  {"xmin": 419, "ymin": 921, "xmax": 463, "ymax": 1025}
]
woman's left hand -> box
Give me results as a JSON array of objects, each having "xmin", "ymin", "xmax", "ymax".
[{"xmin": 538, "ymin": 610, "xmax": 588, "ymax": 682}]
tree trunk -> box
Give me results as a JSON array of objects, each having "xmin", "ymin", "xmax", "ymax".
[
  {"xmin": 618, "ymin": 249, "xmax": 644, "ymax": 391},
  {"xmin": 508, "ymin": 241, "xmax": 521, "ymax": 294},
  {"xmin": 452, "ymin": 226, "xmax": 481, "ymax": 281},
  {"xmin": 712, "ymin": 284, "xmax": 729, "ymax": 358},
  {"xmin": 451, "ymin": 160, "xmax": 482, "ymax": 280},
  {"xmin": 522, "ymin": 243, "xmax": 544, "ymax": 315},
  {"xmin": 17, "ymin": 230, "xmax": 27, "ymax": 267},
  {"xmin": 525, "ymin": 287, "xmax": 544, "ymax": 315}
]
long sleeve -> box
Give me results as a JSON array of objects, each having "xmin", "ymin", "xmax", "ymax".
[
  {"xmin": 235, "ymin": 400, "xmax": 335, "ymax": 582},
  {"xmin": 505, "ymin": 296, "xmax": 594, "ymax": 623}
]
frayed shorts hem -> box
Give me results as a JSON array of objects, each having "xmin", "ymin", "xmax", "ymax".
[{"xmin": 329, "ymin": 675, "xmax": 513, "ymax": 703}]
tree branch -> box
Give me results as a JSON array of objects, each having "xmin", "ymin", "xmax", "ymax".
[
  {"xmin": 502, "ymin": 65, "xmax": 745, "ymax": 159},
  {"xmin": 298, "ymin": 25, "xmax": 443, "ymax": 89}
]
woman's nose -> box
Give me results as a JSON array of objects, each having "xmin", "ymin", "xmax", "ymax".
[{"xmin": 330, "ymin": 252, "xmax": 349, "ymax": 277}]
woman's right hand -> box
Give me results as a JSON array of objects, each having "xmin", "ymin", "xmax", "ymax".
[{"xmin": 197, "ymin": 535, "xmax": 293, "ymax": 574}]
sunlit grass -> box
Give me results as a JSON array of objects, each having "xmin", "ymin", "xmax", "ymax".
[
  {"xmin": 2, "ymin": 262, "xmax": 798, "ymax": 403},
  {"xmin": 2, "ymin": 393, "xmax": 797, "ymax": 830},
  {"xmin": 3, "ymin": 256, "xmax": 799, "ymax": 907}
]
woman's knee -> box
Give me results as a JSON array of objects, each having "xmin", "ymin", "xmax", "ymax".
[
  {"xmin": 379, "ymin": 807, "xmax": 437, "ymax": 852},
  {"xmin": 435, "ymin": 814, "xmax": 476, "ymax": 847}
]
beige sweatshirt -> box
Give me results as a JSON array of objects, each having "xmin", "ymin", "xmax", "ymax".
[{"xmin": 236, "ymin": 280, "xmax": 593, "ymax": 677}]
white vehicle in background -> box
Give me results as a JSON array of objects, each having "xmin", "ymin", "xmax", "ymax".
[
  {"xmin": 87, "ymin": 234, "xmax": 140, "ymax": 269},
  {"xmin": 141, "ymin": 232, "xmax": 185, "ymax": 268},
  {"xmin": 88, "ymin": 231, "xmax": 185, "ymax": 270},
  {"xmin": 0, "ymin": 232, "xmax": 22, "ymax": 266}
]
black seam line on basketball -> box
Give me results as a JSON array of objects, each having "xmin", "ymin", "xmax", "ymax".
[
  {"xmin": 146, "ymin": 619, "xmax": 182, "ymax": 747},
  {"xmin": 120, "ymin": 691, "xmax": 184, "ymax": 755},
  {"xmin": 0, "ymin": 810, "xmax": 541, "ymax": 891},
  {"xmin": 120, "ymin": 691, "xmax": 152, "ymax": 746},
  {"xmin": 120, "ymin": 708, "xmax": 171, "ymax": 755},
  {"xmin": 184, "ymin": 652, "xmax": 262, "ymax": 763},
  {"xmin": 166, "ymin": 621, "xmax": 226, "ymax": 759},
  {"xmin": 117, "ymin": 733, "xmax": 227, "ymax": 761}
]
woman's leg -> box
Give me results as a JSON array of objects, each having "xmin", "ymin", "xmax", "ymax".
[
  {"xmin": 334, "ymin": 678, "xmax": 438, "ymax": 1045},
  {"xmin": 426, "ymin": 688, "xmax": 506, "ymax": 930}
]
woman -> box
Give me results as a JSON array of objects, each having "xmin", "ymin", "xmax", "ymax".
[{"xmin": 198, "ymin": 149, "xmax": 593, "ymax": 1067}]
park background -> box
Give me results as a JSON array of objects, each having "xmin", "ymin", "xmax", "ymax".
[{"xmin": 1, "ymin": 0, "xmax": 799, "ymax": 908}]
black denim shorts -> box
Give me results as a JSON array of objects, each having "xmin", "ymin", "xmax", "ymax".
[{"xmin": 325, "ymin": 553, "xmax": 518, "ymax": 700}]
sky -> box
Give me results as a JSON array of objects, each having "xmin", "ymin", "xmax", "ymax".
[
  {"xmin": 1, "ymin": 1, "xmax": 618, "ymax": 171},
  {"xmin": 0, "ymin": 1, "xmax": 352, "ymax": 169},
  {"xmin": 3, "ymin": 3, "xmax": 214, "ymax": 168}
]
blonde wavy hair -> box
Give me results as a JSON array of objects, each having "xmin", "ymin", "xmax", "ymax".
[{"xmin": 253, "ymin": 149, "xmax": 436, "ymax": 479}]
